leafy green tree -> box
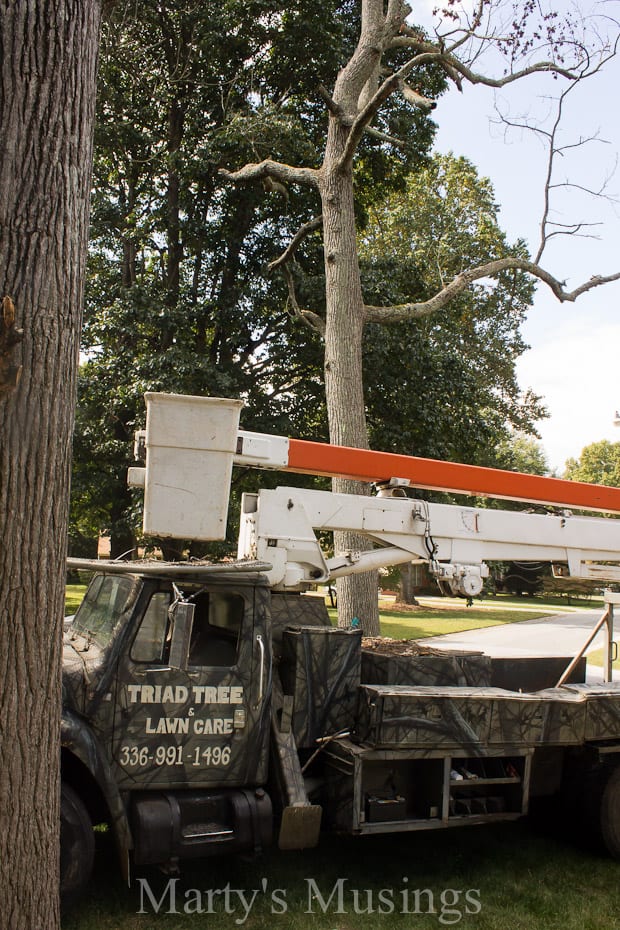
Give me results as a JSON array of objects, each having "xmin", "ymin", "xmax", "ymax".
[
  {"xmin": 360, "ymin": 155, "xmax": 545, "ymax": 464},
  {"xmin": 565, "ymin": 441, "xmax": 620, "ymax": 487},
  {"xmin": 74, "ymin": 1, "xmax": 353, "ymax": 556},
  {"xmin": 496, "ymin": 434, "xmax": 549, "ymax": 477}
]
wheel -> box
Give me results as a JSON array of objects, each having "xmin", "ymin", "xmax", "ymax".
[
  {"xmin": 60, "ymin": 782, "xmax": 95, "ymax": 900},
  {"xmin": 599, "ymin": 763, "xmax": 620, "ymax": 858}
]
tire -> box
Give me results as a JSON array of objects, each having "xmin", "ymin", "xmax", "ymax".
[
  {"xmin": 599, "ymin": 763, "xmax": 620, "ymax": 858},
  {"xmin": 60, "ymin": 782, "xmax": 95, "ymax": 900}
]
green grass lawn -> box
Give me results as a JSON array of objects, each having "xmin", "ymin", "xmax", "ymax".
[
  {"xmin": 584, "ymin": 646, "xmax": 620, "ymax": 670},
  {"xmin": 65, "ymin": 584, "xmax": 87, "ymax": 615},
  {"xmin": 379, "ymin": 609, "xmax": 545, "ymax": 640},
  {"xmin": 329, "ymin": 605, "xmax": 552, "ymax": 640},
  {"xmin": 62, "ymin": 820, "xmax": 620, "ymax": 930},
  {"xmin": 399, "ymin": 592, "xmax": 605, "ymax": 612},
  {"xmin": 324, "ymin": 591, "xmax": 587, "ymax": 641},
  {"xmin": 66, "ymin": 584, "xmax": 596, "ymax": 641}
]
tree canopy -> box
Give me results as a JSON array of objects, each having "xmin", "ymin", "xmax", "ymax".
[
  {"xmin": 75, "ymin": 1, "xmax": 358, "ymax": 555},
  {"xmin": 359, "ymin": 153, "xmax": 545, "ymax": 464},
  {"xmin": 565, "ymin": 440, "xmax": 620, "ymax": 487}
]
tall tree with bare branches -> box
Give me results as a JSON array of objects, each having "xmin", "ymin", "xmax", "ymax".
[{"xmin": 221, "ymin": 0, "xmax": 620, "ymax": 632}]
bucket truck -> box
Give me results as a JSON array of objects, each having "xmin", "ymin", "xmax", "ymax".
[{"xmin": 60, "ymin": 393, "xmax": 620, "ymax": 897}]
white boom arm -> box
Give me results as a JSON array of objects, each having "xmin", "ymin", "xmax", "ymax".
[
  {"xmin": 128, "ymin": 393, "xmax": 620, "ymax": 595},
  {"xmin": 237, "ymin": 486, "xmax": 620, "ymax": 593}
]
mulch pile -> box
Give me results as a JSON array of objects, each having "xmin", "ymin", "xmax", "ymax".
[{"xmin": 361, "ymin": 636, "xmax": 434, "ymax": 657}]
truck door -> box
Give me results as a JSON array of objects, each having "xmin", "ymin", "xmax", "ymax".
[{"xmin": 112, "ymin": 581, "xmax": 271, "ymax": 790}]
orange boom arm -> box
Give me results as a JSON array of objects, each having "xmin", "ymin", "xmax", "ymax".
[{"xmin": 287, "ymin": 439, "xmax": 620, "ymax": 514}]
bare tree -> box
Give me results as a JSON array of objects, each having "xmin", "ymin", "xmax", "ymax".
[
  {"xmin": 0, "ymin": 4, "xmax": 101, "ymax": 927},
  {"xmin": 221, "ymin": 0, "xmax": 620, "ymax": 633},
  {"xmin": 490, "ymin": 58, "xmax": 619, "ymax": 264}
]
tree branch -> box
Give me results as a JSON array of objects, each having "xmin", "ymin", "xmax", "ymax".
[
  {"xmin": 268, "ymin": 215, "xmax": 324, "ymax": 271},
  {"xmin": 398, "ymin": 78, "xmax": 439, "ymax": 110},
  {"xmin": 266, "ymin": 213, "xmax": 326, "ymax": 333},
  {"xmin": 282, "ymin": 265, "xmax": 325, "ymax": 335},
  {"xmin": 363, "ymin": 258, "xmax": 620, "ymax": 323},
  {"xmin": 489, "ymin": 40, "xmax": 619, "ymax": 264},
  {"xmin": 390, "ymin": 29, "xmax": 585, "ymax": 85},
  {"xmin": 317, "ymin": 84, "xmax": 347, "ymax": 120},
  {"xmin": 328, "ymin": 105, "xmax": 408, "ymax": 147},
  {"xmin": 364, "ymin": 125, "xmax": 408, "ymax": 148},
  {"xmin": 219, "ymin": 159, "xmax": 319, "ymax": 190},
  {"xmin": 444, "ymin": 54, "xmax": 579, "ymax": 88},
  {"xmin": 384, "ymin": 0, "xmax": 411, "ymax": 38},
  {"xmin": 336, "ymin": 25, "xmax": 589, "ymax": 174},
  {"xmin": 336, "ymin": 53, "xmax": 439, "ymax": 171}
]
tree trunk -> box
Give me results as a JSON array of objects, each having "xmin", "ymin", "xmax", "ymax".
[
  {"xmin": 397, "ymin": 563, "xmax": 420, "ymax": 606},
  {"xmin": 121, "ymin": 172, "xmax": 138, "ymax": 288},
  {"xmin": 312, "ymin": 9, "xmax": 393, "ymax": 636},
  {"xmin": 166, "ymin": 97, "xmax": 185, "ymax": 307},
  {"xmin": 320, "ymin": 120, "xmax": 380, "ymax": 635},
  {"xmin": 0, "ymin": 4, "xmax": 101, "ymax": 928}
]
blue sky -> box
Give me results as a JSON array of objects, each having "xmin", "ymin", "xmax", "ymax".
[{"xmin": 419, "ymin": 1, "xmax": 620, "ymax": 472}]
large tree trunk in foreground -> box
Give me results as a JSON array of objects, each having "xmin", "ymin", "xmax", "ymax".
[{"xmin": 0, "ymin": 4, "xmax": 101, "ymax": 928}]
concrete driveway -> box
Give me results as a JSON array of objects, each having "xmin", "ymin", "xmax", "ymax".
[{"xmin": 417, "ymin": 606, "xmax": 619, "ymax": 681}]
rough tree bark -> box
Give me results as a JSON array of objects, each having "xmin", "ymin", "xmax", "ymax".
[
  {"xmin": 397, "ymin": 563, "xmax": 420, "ymax": 607},
  {"xmin": 0, "ymin": 4, "xmax": 101, "ymax": 927},
  {"xmin": 320, "ymin": 112, "xmax": 380, "ymax": 631}
]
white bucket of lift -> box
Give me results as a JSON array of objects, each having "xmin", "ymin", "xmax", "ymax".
[{"xmin": 142, "ymin": 392, "xmax": 243, "ymax": 541}]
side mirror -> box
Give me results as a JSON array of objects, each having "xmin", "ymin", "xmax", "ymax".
[{"xmin": 168, "ymin": 601, "xmax": 195, "ymax": 670}]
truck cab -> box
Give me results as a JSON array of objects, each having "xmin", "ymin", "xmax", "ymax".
[{"xmin": 61, "ymin": 565, "xmax": 273, "ymax": 896}]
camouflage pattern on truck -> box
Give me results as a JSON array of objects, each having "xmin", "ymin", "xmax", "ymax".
[
  {"xmin": 354, "ymin": 683, "xmax": 620, "ymax": 751},
  {"xmin": 64, "ymin": 569, "xmax": 273, "ymax": 793},
  {"xmin": 563, "ymin": 683, "xmax": 620, "ymax": 741},
  {"xmin": 60, "ymin": 563, "xmax": 620, "ymax": 894},
  {"xmin": 279, "ymin": 626, "xmax": 362, "ymax": 748}
]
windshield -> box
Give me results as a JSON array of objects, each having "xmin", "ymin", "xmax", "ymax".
[{"xmin": 71, "ymin": 574, "xmax": 140, "ymax": 647}]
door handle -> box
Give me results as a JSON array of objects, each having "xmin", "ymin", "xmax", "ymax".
[
  {"xmin": 255, "ymin": 633, "xmax": 265, "ymax": 707},
  {"xmin": 132, "ymin": 667, "xmax": 172, "ymax": 678}
]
